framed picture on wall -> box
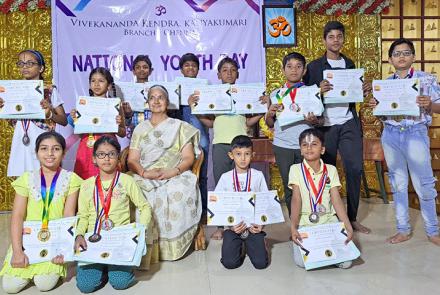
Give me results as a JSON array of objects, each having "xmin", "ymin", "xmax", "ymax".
[{"xmin": 262, "ymin": 5, "xmax": 296, "ymax": 47}]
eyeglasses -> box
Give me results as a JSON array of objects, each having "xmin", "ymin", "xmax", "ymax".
[
  {"xmin": 16, "ymin": 61, "xmax": 40, "ymax": 68},
  {"xmin": 95, "ymin": 151, "xmax": 119, "ymax": 159},
  {"xmin": 392, "ymin": 50, "xmax": 413, "ymax": 58}
]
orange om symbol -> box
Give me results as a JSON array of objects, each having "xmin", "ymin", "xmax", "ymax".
[{"xmin": 268, "ymin": 16, "xmax": 291, "ymax": 38}]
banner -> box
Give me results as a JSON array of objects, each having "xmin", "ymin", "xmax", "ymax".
[{"xmin": 52, "ymin": 0, "xmax": 266, "ymax": 110}]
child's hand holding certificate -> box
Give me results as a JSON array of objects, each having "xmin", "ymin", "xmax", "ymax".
[
  {"xmin": 323, "ymin": 69, "xmax": 364, "ymax": 103},
  {"xmin": 0, "ymin": 80, "xmax": 45, "ymax": 119},
  {"xmin": 372, "ymin": 78, "xmax": 420, "ymax": 116},
  {"xmin": 191, "ymin": 84, "xmax": 233, "ymax": 114},
  {"xmin": 270, "ymin": 85, "xmax": 324, "ymax": 127},
  {"xmin": 174, "ymin": 76, "xmax": 208, "ymax": 106},
  {"xmin": 74, "ymin": 96, "xmax": 120, "ymax": 134},
  {"xmin": 116, "ymin": 82, "xmax": 147, "ymax": 112}
]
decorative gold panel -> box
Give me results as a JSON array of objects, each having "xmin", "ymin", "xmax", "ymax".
[
  {"xmin": 0, "ymin": 9, "xmax": 52, "ymax": 211},
  {"xmin": 267, "ymin": 13, "xmax": 382, "ymax": 197}
]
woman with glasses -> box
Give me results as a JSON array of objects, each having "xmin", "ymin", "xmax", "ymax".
[
  {"xmin": 127, "ymin": 85, "xmax": 202, "ymax": 263},
  {"xmin": 0, "ymin": 50, "xmax": 67, "ymax": 177}
]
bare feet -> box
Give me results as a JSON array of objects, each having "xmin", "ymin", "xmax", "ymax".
[
  {"xmin": 351, "ymin": 221, "xmax": 371, "ymax": 234},
  {"xmin": 387, "ymin": 233, "xmax": 411, "ymax": 244},
  {"xmin": 211, "ymin": 228, "xmax": 224, "ymax": 240},
  {"xmin": 428, "ymin": 235, "xmax": 440, "ymax": 246}
]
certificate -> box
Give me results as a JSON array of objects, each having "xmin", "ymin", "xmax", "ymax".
[
  {"xmin": 207, "ymin": 191, "xmax": 284, "ymax": 226},
  {"xmin": 0, "ymin": 80, "xmax": 45, "ymax": 119},
  {"xmin": 74, "ymin": 224, "xmax": 146, "ymax": 266},
  {"xmin": 372, "ymin": 78, "xmax": 420, "ymax": 116},
  {"xmin": 323, "ymin": 69, "xmax": 364, "ymax": 103},
  {"xmin": 145, "ymin": 81, "xmax": 180, "ymax": 110},
  {"xmin": 174, "ymin": 77, "xmax": 208, "ymax": 106},
  {"xmin": 231, "ymin": 83, "xmax": 267, "ymax": 114},
  {"xmin": 116, "ymin": 82, "xmax": 147, "ymax": 112},
  {"xmin": 74, "ymin": 96, "xmax": 120, "ymax": 134},
  {"xmin": 297, "ymin": 222, "xmax": 360, "ymax": 270},
  {"xmin": 191, "ymin": 84, "xmax": 233, "ymax": 114},
  {"xmin": 271, "ymin": 86, "xmax": 324, "ymax": 127},
  {"xmin": 21, "ymin": 217, "xmax": 77, "ymax": 264}
]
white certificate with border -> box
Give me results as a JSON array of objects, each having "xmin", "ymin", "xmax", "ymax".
[
  {"xmin": 372, "ymin": 78, "xmax": 420, "ymax": 116},
  {"xmin": 116, "ymin": 82, "xmax": 147, "ymax": 112},
  {"xmin": 191, "ymin": 84, "xmax": 233, "ymax": 114},
  {"xmin": 271, "ymin": 86, "xmax": 324, "ymax": 127},
  {"xmin": 297, "ymin": 222, "xmax": 360, "ymax": 270},
  {"xmin": 207, "ymin": 190, "xmax": 284, "ymax": 226},
  {"xmin": 21, "ymin": 217, "xmax": 77, "ymax": 264},
  {"xmin": 323, "ymin": 69, "xmax": 364, "ymax": 103},
  {"xmin": 145, "ymin": 81, "xmax": 180, "ymax": 110},
  {"xmin": 74, "ymin": 96, "xmax": 120, "ymax": 134},
  {"xmin": 231, "ymin": 83, "xmax": 267, "ymax": 114},
  {"xmin": 174, "ymin": 77, "xmax": 209, "ymax": 106},
  {"xmin": 74, "ymin": 224, "xmax": 146, "ymax": 266},
  {"xmin": 0, "ymin": 80, "xmax": 45, "ymax": 119}
]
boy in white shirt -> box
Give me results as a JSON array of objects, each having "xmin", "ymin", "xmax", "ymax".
[{"xmin": 215, "ymin": 135, "xmax": 269, "ymax": 269}]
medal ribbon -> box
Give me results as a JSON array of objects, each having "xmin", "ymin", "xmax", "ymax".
[
  {"xmin": 92, "ymin": 171, "xmax": 120, "ymax": 235},
  {"xmin": 300, "ymin": 162, "xmax": 327, "ymax": 213},
  {"xmin": 21, "ymin": 120, "xmax": 30, "ymax": 136},
  {"xmin": 233, "ymin": 168, "xmax": 251, "ymax": 192},
  {"xmin": 40, "ymin": 168, "xmax": 61, "ymax": 230}
]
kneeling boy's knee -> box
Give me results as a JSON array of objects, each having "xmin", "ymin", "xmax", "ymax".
[{"xmin": 221, "ymin": 258, "xmax": 242, "ymax": 269}]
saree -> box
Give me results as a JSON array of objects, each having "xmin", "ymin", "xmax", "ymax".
[{"xmin": 130, "ymin": 118, "xmax": 202, "ymax": 261}]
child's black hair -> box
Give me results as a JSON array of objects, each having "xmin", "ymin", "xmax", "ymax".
[
  {"xmin": 88, "ymin": 67, "xmax": 116, "ymax": 97},
  {"xmin": 35, "ymin": 131, "xmax": 66, "ymax": 153},
  {"xmin": 388, "ymin": 38, "xmax": 415, "ymax": 58},
  {"xmin": 133, "ymin": 55, "xmax": 152, "ymax": 69},
  {"xmin": 93, "ymin": 136, "xmax": 121, "ymax": 155},
  {"xmin": 217, "ymin": 57, "xmax": 239, "ymax": 72},
  {"xmin": 323, "ymin": 21, "xmax": 345, "ymax": 39},
  {"xmin": 298, "ymin": 128, "xmax": 325, "ymax": 146},
  {"xmin": 19, "ymin": 49, "xmax": 45, "ymax": 80},
  {"xmin": 179, "ymin": 53, "xmax": 200, "ymax": 69},
  {"xmin": 230, "ymin": 135, "xmax": 253, "ymax": 150},
  {"xmin": 282, "ymin": 52, "xmax": 306, "ymax": 69}
]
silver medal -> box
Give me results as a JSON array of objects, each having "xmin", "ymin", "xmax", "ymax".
[
  {"xmin": 318, "ymin": 204, "xmax": 327, "ymax": 216},
  {"xmin": 309, "ymin": 212, "xmax": 320, "ymax": 224},
  {"xmin": 22, "ymin": 134, "xmax": 30, "ymax": 146}
]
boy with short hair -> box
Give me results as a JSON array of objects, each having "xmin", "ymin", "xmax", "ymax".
[
  {"xmin": 215, "ymin": 135, "xmax": 269, "ymax": 269},
  {"xmin": 370, "ymin": 38, "xmax": 440, "ymax": 245},
  {"xmin": 265, "ymin": 52, "xmax": 319, "ymax": 215},
  {"xmin": 189, "ymin": 57, "xmax": 267, "ymax": 239}
]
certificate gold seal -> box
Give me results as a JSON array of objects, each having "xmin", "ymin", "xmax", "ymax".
[
  {"xmin": 39, "ymin": 249, "xmax": 48, "ymax": 258},
  {"xmin": 340, "ymin": 90, "xmax": 347, "ymax": 96},
  {"xmin": 325, "ymin": 249, "xmax": 333, "ymax": 257},
  {"xmin": 208, "ymin": 103, "xmax": 215, "ymax": 110},
  {"xmin": 227, "ymin": 216, "xmax": 234, "ymax": 224},
  {"xmin": 38, "ymin": 229, "xmax": 50, "ymax": 242},
  {"xmin": 15, "ymin": 104, "xmax": 23, "ymax": 112},
  {"xmin": 391, "ymin": 102, "xmax": 399, "ymax": 109},
  {"xmin": 100, "ymin": 252, "xmax": 110, "ymax": 259},
  {"xmin": 261, "ymin": 215, "xmax": 267, "ymax": 222},
  {"xmin": 246, "ymin": 104, "xmax": 252, "ymax": 110},
  {"xmin": 92, "ymin": 117, "xmax": 99, "ymax": 124}
]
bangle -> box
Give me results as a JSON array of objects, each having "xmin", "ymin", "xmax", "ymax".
[{"xmin": 176, "ymin": 167, "xmax": 181, "ymax": 175}]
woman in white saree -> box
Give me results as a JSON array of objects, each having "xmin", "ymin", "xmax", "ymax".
[{"xmin": 128, "ymin": 85, "xmax": 202, "ymax": 263}]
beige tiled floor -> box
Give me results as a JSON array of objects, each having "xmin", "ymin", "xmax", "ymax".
[{"xmin": 1, "ymin": 198, "xmax": 440, "ymax": 295}]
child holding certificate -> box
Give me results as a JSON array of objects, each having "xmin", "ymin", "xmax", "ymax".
[
  {"xmin": 289, "ymin": 128, "xmax": 354, "ymax": 269},
  {"xmin": 264, "ymin": 52, "xmax": 319, "ymax": 215},
  {"xmin": 0, "ymin": 50, "xmax": 68, "ymax": 177},
  {"xmin": 69, "ymin": 67, "xmax": 126, "ymax": 180},
  {"xmin": 74, "ymin": 136, "xmax": 152, "ymax": 293},
  {"xmin": 189, "ymin": 57, "xmax": 266, "ymax": 240},
  {"xmin": 215, "ymin": 135, "xmax": 269, "ymax": 269},
  {"xmin": 369, "ymin": 38, "xmax": 440, "ymax": 245},
  {"xmin": 122, "ymin": 55, "xmax": 153, "ymax": 134},
  {"xmin": 0, "ymin": 131, "xmax": 81, "ymax": 294}
]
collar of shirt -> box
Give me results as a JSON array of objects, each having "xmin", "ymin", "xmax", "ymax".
[
  {"xmin": 303, "ymin": 159, "xmax": 325, "ymax": 175},
  {"xmin": 392, "ymin": 67, "xmax": 414, "ymax": 79},
  {"xmin": 284, "ymin": 81, "xmax": 305, "ymax": 88},
  {"xmin": 319, "ymin": 52, "xmax": 355, "ymax": 70}
]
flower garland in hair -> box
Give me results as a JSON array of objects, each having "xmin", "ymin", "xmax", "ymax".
[
  {"xmin": 295, "ymin": 0, "xmax": 390, "ymax": 15},
  {"xmin": 0, "ymin": 0, "xmax": 48, "ymax": 14}
]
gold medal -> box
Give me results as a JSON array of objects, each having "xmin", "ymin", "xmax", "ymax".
[
  {"xmin": 38, "ymin": 229, "xmax": 51, "ymax": 242},
  {"xmin": 87, "ymin": 134, "xmax": 95, "ymax": 148}
]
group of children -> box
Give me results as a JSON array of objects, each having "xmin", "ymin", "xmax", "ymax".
[{"xmin": 1, "ymin": 19, "xmax": 440, "ymax": 293}]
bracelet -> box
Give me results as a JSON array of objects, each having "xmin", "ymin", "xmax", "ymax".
[
  {"xmin": 176, "ymin": 167, "xmax": 181, "ymax": 175},
  {"xmin": 47, "ymin": 109, "xmax": 53, "ymax": 120}
]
